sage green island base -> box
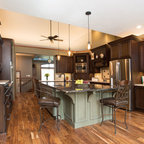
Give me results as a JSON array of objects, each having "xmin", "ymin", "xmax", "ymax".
[{"xmin": 55, "ymin": 90, "xmax": 112, "ymax": 128}]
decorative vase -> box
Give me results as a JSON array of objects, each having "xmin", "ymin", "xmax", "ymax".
[{"xmin": 46, "ymin": 77, "xmax": 48, "ymax": 81}]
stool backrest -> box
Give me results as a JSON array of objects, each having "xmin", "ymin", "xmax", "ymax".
[
  {"xmin": 115, "ymin": 80, "xmax": 130, "ymax": 101},
  {"xmin": 33, "ymin": 78, "xmax": 41, "ymax": 98}
]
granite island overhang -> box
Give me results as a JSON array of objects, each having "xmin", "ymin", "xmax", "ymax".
[{"xmin": 41, "ymin": 81, "xmax": 117, "ymax": 128}]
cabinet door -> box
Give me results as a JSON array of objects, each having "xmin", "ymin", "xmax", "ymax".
[
  {"xmin": 0, "ymin": 44, "xmax": 2, "ymax": 63},
  {"xmin": 110, "ymin": 43, "xmax": 121, "ymax": 59},
  {"xmin": 135, "ymin": 87, "xmax": 144, "ymax": 109},
  {"xmin": 121, "ymin": 41, "xmax": 130, "ymax": 58},
  {"xmin": 0, "ymin": 39, "xmax": 12, "ymax": 80},
  {"xmin": 140, "ymin": 45, "xmax": 144, "ymax": 72},
  {"xmin": 56, "ymin": 56, "xmax": 67, "ymax": 73},
  {"xmin": 67, "ymin": 56, "xmax": 73, "ymax": 73},
  {"xmin": 0, "ymin": 44, "xmax": 2, "ymax": 73}
]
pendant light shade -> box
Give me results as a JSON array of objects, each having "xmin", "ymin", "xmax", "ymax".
[
  {"xmin": 0, "ymin": 21, "xmax": 3, "ymax": 44},
  {"xmin": 57, "ymin": 54, "xmax": 61, "ymax": 61},
  {"xmin": 68, "ymin": 24, "xmax": 71, "ymax": 56},
  {"xmin": 57, "ymin": 22, "xmax": 61, "ymax": 61},
  {"xmin": 48, "ymin": 56, "xmax": 52, "ymax": 63},
  {"xmin": 85, "ymin": 11, "xmax": 91, "ymax": 50},
  {"xmin": 68, "ymin": 50, "xmax": 71, "ymax": 56}
]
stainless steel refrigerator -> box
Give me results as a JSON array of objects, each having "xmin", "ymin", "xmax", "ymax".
[{"xmin": 109, "ymin": 58, "xmax": 132, "ymax": 110}]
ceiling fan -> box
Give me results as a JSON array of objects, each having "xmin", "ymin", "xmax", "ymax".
[{"xmin": 40, "ymin": 20, "xmax": 63, "ymax": 43}]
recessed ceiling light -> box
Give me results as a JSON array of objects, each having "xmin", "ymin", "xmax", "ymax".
[{"xmin": 136, "ymin": 25, "xmax": 142, "ymax": 29}]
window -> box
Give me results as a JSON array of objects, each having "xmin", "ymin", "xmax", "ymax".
[{"xmin": 41, "ymin": 63, "xmax": 54, "ymax": 81}]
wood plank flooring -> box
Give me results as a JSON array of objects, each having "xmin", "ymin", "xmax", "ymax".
[{"xmin": 1, "ymin": 92, "xmax": 144, "ymax": 144}]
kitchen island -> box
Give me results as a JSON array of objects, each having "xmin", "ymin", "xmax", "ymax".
[{"xmin": 41, "ymin": 81, "xmax": 116, "ymax": 128}]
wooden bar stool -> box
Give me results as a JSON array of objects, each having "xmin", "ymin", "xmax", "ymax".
[{"xmin": 100, "ymin": 80, "xmax": 130, "ymax": 134}]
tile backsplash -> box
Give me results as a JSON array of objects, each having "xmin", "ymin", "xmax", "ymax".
[
  {"xmin": 55, "ymin": 73, "xmax": 72, "ymax": 81},
  {"xmin": 94, "ymin": 67, "xmax": 110, "ymax": 82}
]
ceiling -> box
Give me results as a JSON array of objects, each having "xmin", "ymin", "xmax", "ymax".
[
  {"xmin": 0, "ymin": 0, "xmax": 144, "ymax": 51},
  {"xmin": 0, "ymin": 0, "xmax": 144, "ymax": 37}
]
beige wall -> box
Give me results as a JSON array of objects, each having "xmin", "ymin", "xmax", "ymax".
[
  {"xmin": 92, "ymin": 30, "xmax": 120, "ymax": 48},
  {"xmin": 16, "ymin": 55, "xmax": 32, "ymax": 77},
  {"xmin": 15, "ymin": 45, "xmax": 68, "ymax": 56}
]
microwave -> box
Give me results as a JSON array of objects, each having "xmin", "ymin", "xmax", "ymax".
[{"xmin": 75, "ymin": 63, "xmax": 87, "ymax": 73}]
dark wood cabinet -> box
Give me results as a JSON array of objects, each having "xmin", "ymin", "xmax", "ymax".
[
  {"xmin": 134, "ymin": 86, "xmax": 144, "ymax": 109},
  {"xmin": 109, "ymin": 35, "xmax": 140, "ymax": 60},
  {"xmin": 67, "ymin": 56, "xmax": 73, "ymax": 73},
  {"xmin": 56, "ymin": 56, "xmax": 73, "ymax": 73},
  {"xmin": 0, "ymin": 83, "xmax": 13, "ymax": 133},
  {"xmin": 0, "ymin": 44, "xmax": 2, "ymax": 73},
  {"xmin": 0, "ymin": 38, "xmax": 13, "ymax": 81},
  {"xmin": 139, "ymin": 41, "xmax": 144, "ymax": 72},
  {"xmin": 91, "ymin": 44, "xmax": 110, "ymax": 68},
  {"xmin": 73, "ymin": 53, "xmax": 90, "ymax": 80}
]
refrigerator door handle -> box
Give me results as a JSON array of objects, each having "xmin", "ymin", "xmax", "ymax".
[{"xmin": 116, "ymin": 62, "xmax": 121, "ymax": 83}]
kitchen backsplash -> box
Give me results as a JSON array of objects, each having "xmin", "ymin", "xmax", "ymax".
[
  {"xmin": 94, "ymin": 67, "xmax": 110, "ymax": 82},
  {"xmin": 55, "ymin": 73, "xmax": 72, "ymax": 81}
]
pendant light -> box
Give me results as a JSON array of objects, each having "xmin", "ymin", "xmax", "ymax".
[
  {"xmin": 48, "ymin": 56, "xmax": 52, "ymax": 63},
  {"xmin": 68, "ymin": 24, "xmax": 71, "ymax": 56},
  {"xmin": 0, "ymin": 21, "xmax": 3, "ymax": 44},
  {"xmin": 57, "ymin": 22, "xmax": 61, "ymax": 61},
  {"xmin": 85, "ymin": 11, "xmax": 91, "ymax": 50}
]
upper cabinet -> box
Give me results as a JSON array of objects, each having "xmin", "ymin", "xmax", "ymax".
[
  {"xmin": 56, "ymin": 56, "xmax": 73, "ymax": 73},
  {"xmin": 139, "ymin": 41, "xmax": 144, "ymax": 72},
  {"xmin": 109, "ymin": 35, "xmax": 140, "ymax": 60},
  {"xmin": 91, "ymin": 44, "xmax": 110, "ymax": 68},
  {"xmin": 73, "ymin": 53, "xmax": 90, "ymax": 80},
  {"xmin": 0, "ymin": 38, "xmax": 13, "ymax": 81}
]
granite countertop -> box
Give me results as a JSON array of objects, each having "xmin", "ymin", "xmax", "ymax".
[
  {"xmin": 0, "ymin": 80, "xmax": 9, "ymax": 85},
  {"xmin": 41, "ymin": 81, "xmax": 117, "ymax": 93},
  {"xmin": 90, "ymin": 81, "xmax": 110, "ymax": 85},
  {"xmin": 134, "ymin": 84, "xmax": 144, "ymax": 87}
]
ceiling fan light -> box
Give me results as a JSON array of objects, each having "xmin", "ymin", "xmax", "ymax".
[{"xmin": 57, "ymin": 55, "xmax": 61, "ymax": 61}]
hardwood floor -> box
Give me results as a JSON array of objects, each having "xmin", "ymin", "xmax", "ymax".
[{"xmin": 1, "ymin": 92, "xmax": 144, "ymax": 144}]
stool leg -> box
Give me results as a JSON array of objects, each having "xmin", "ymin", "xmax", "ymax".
[
  {"xmin": 124, "ymin": 107, "xmax": 128, "ymax": 129},
  {"xmin": 112, "ymin": 106, "xmax": 114, "ymax": 122},
  {"xmin": 100, "ymin": 103, "xmax": 104, "ymax": 126},
  {"xmin": 114, "ymin": 108, "xmax": 117, "ymax": 134},
  {"xmin": 39, "ymin": 107, "xmax": 43, "ymax": 132},
  {"xmin": 56, "ymin": 107, "xmax": 60, "ymax": 131}
]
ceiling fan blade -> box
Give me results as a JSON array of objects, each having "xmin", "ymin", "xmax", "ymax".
[
  {"xmin": 40, "ymin": 39, "xmax": 48, "ymax": 41},
  {"xmin": 54, "ymin": 39, "xmax": 63, "ymax": 42},
  {"xmin": 53, "ymin": 35, "xmax": 58, "ymax": 39},
  {"xmin": 41, "ymin": 35, "xmax": 48, "ymax": 38}
]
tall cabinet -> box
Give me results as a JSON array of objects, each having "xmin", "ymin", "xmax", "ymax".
[
  {"xmin": 0, "ymin": 38, "xmax": 13, "ymax": 81},
  {"xmin": 0, "ymin": 38, "xmax": 13, "ymax": 133},
  {"xmin": 109, "ymin": 35, "xmax": 140, "ymax": 110}
]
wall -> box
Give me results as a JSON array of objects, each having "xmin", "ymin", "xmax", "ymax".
[
  {"xmin": 15, "ymin": 45, "xmax": 68, "ymax": 56},
  {"xmin": 16, "ymin": 55, "xmax": 32, "ymax": 77},
  {"xmin": 92, "ymin": 30, "xmax": 120, "ymax": 48}
]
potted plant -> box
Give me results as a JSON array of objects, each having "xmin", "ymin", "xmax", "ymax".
[{"xmin": 44, "ymin": 73, "xmax": 50, "ymax": 81}]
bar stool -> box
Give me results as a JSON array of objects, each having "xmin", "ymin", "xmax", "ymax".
[
  {"xmin": 100, "ymin": 80, "xmax": 130, "ymax": 134},
  {"xmin": 33, "ymin": 79, "xmax": 61, "ymax": 131}
]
